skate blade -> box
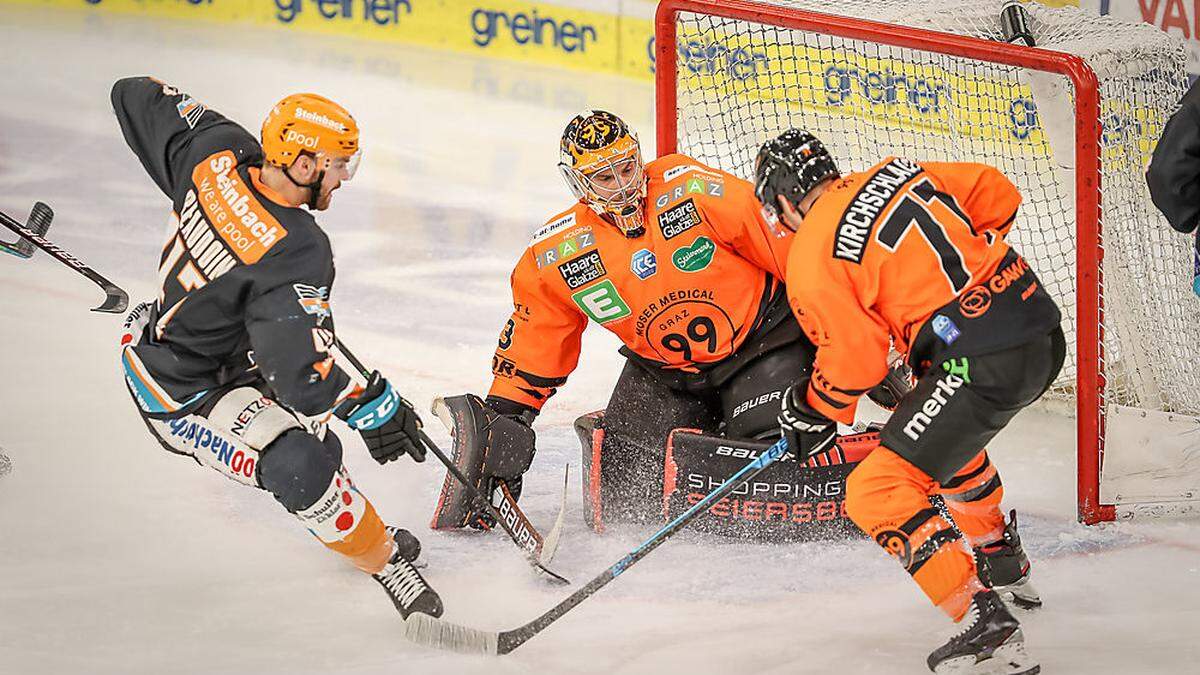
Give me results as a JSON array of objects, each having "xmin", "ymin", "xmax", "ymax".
[{"xmin": 934, "ymin": 630, "xmax": 1039, "ymax": 675}]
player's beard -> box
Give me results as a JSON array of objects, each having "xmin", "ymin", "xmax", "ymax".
[{"xmin": 315, "ymin": 184, "xmax": 337, "ymax": 211}]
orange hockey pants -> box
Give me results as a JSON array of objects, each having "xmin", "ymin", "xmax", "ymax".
[{"xmin": 846, "ymin": 446, "xmax": 1004, "ymax": 621}]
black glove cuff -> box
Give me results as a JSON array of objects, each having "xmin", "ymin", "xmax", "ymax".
[{"xmin": 485, "ymin": 395, "xmax": 538, "ymax": 425}]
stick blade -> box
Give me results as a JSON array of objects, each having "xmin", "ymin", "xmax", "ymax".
[
  {"xmin": 92, "ymin": 283, "xmax": 129, "ymax": 314},
  {"xmin": 538, "ymin": 465, "xmax": 569, "ymax": 566},
  {"xmin": 404, "ymin": 613, "xmax": 499, "ymax": 655}
]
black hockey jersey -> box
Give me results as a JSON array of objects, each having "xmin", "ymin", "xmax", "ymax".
[
  {"xmin": 113, "ymin": 76, "xmax": 351, "ymax": 418},
  {"xmin": 1148, "ymin": 76, "xmax": 1200, "ymax": 233}
]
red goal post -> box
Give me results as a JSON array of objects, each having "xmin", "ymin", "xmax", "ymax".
[{"xmin": 653, "ymin": 0, "xmax": 1111, "ymax": 523}]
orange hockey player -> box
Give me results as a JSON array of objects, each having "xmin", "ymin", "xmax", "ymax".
[
  {"xmin": 756, "ymin": 130, "xmax": 1063, "ymax": 674},
  {"xmin": 431, "ymin": 111, "xmax": 902, "ymax": 531}
]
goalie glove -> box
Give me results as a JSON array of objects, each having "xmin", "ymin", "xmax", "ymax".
[
  {"xmin": 335, "ymin": 371, "xmax": 425, "ymax": 465},
  {"xmin": 778, "ymin": 377, "xmax": 836, "ymax": 462}
]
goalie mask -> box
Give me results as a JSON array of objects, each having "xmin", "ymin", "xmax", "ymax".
[
  {"xmin": 559, "ymin": 110, "xmax": 647, "ymax": 237},
  {"xmin": 754, "ymin": 129, "xmax": 840, "ymax": 228}
]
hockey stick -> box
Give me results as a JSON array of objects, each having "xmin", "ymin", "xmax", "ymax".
[
  {"xmin": 402, "ymin": 436, "xmax": 790, "ymax": 655},
  {"xmin": 332, "ymin": 337, "xmax": 571, "ymax": 585},
  {"xmin": 0, "ymin": 205, "xmax": 128, "ymax": 313},
  {"xmin": 0, "ymin": 201, "xmax": 52, "ymax": 259},
  {"xmin": 431, "ymin": 396, "xmax": 569, "ymax": 566}
]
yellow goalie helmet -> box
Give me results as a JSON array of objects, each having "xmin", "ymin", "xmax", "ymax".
[{"xmin": 558, "ymin": 110, "xmax": 647, "ymax": 237}]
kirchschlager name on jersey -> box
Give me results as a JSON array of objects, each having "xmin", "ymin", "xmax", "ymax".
[
  {"xmin": 833, "ymin": 158, "xmax": 924, "ymax": 264},
  {"xmin": 558, "ymin": 249, "xmax": 607, "ymax": 289},
  {"xmin": 658, "ymin": 198, "xmax": 702, "ymax": 240}
]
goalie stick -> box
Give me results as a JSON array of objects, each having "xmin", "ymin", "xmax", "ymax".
[
  {"xmin": 0, "ymin": 201, "xmax": 52, "ymax": 259},
  {"xmin": 332, "ymin": 337, "xmax": 571, "ymax": 585},
  {"xmin": 402, "ymin": 436, "xmax": 791, "ymax": 655},
  {"xmin": 0, "ymin": 205, "xmax": 128, "ymax": 313},
  {"xmin": 431, "ymin": 396, "xmax": 568, "ymax": 567}
]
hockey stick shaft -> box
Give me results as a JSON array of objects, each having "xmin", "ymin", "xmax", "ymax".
[
  {"xmin": 404, "ymin": 437, "xmax": 790, "ymax": 655},
  {"xmin": 0, "ymin": 206, "xmax": 128, "ymax": 313},
  {"xmin": 332, "ymin": 337, "xmax": 570, "ymax": 584},
  {"xmin": 496, "ymin": 437, "xmax": 787, "ymax": 652}
]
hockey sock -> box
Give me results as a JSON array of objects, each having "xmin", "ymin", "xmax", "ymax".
[
  {"xmin": 936, "ymin": 451, "xmax": 1006, "ymax": 546},
  {"xmin": 295, "ymin": 466, "xmax": 393, "ymax": 574},
  {"xmin": 846, "ymin": 447, "xmax": 983, "ymax": 621}
]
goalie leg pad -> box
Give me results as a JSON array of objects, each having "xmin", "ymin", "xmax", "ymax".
[
  {"xmin": 662, "ymin": 429, "xmax": 877, "ymax": 541},
  {"xmin": 596, "ymin": 362, "xmax": 721, "ymax": 524}
]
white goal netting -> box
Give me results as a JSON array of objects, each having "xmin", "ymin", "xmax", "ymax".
[{"xmin": 666, "ymin": 0, "xmax": 1199, "ymax": 515}]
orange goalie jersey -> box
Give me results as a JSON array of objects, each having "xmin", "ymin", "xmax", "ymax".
[
  {"xmin": 488, "ymin": 154, "xmax": 793, "ymax": 410},
  {"xmin": 786, "ymin": 157, "xmax": 1061, "ymax": 424}
]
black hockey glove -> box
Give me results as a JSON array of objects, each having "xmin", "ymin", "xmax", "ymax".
[
  {"xmin": 469, "ymin": 396, "xmax": 538, "ymax": 530},
  {"xmin": 334, "ymin": 371, "xmax": 425, "ymax": 465},
  {"xmin": 866, "ymin": 362, "xmax": 913, "ymax": 411},
  {"xmin": 778, "ymin": 378, "xmax": 836, "ymax": 462}
]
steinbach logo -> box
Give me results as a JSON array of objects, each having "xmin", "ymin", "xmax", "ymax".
[
  {"xmin": 193, "ymin": 151, "xmax": 287, "ymax": 264},
  {"xmin": 294, "ymin": 105, "xmax": 345, "ymax": 132},
  {"xmin": 902, "ymin": 372, "xmax": 965, "ymax": 441},
  {"xmin": 471, "ymin": 7, "xmax": 598, "ymax": 53}
]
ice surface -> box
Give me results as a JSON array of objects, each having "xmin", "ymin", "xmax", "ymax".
[{"xmin": 1, "ymin": 6, "xmax": 1198, "ymax": 674}]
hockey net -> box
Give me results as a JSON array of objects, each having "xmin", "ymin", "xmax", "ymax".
[{"xmin": 655, "ymin": 0, "xmax": 1199, "ymax": 523}]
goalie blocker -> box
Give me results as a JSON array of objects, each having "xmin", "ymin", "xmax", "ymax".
[{"xmin": 575, "ymin": 410, "xmax": 880, "ymax": 541}]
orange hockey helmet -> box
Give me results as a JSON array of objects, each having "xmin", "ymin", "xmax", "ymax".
[
  {"xmin": 559, "ymin": 110, "xmax": 647, "ymax": 237},
  {"xmin": 261, "ymin": 93, "xmax": 360, "ymax": 177}
]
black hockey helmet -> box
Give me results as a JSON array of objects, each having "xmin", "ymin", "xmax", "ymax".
[{"xmin": 754, "ymin": 129, "xmax": 839, "ymax": 225}]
